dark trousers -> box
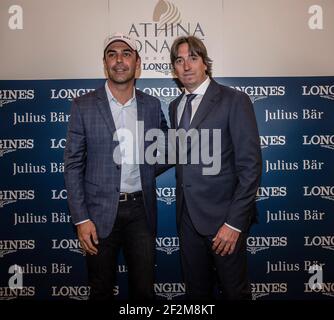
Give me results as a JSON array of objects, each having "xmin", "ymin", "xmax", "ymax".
[
  {"xmin": 86, "ymin": 198, "xmax": 155, "ymax": 300},
  {"xmin": 179, "ymin": 201, "xmax": 251, "ymax": 300}
]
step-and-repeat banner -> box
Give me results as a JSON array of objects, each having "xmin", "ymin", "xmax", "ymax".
[{"xmin": 0, "ymin": 77, "xmax": 333, "ymax": 300}]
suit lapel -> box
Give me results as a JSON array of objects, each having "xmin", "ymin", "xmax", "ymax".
[
  {"xmin": 189, "ymin": 80, "xmax": 221, "ymax": 129},
  {"xmin": 96, "ymin": 87, "xmax": 117, "ymax": 137},
  {"xmin": 171, "ymin": 93, "xmax": 184, "ymax": 129}
]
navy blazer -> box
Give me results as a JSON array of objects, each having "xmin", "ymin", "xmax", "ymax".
[
  {"xmin": 64, "ymin": 86, "xmax": 168, "ymax": 238},
  {"xmin": 169, "ymin": 80, "xmax": 262, "ymax": 235}
]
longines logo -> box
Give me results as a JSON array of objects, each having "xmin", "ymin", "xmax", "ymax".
[
  {"xmin": 50, "ymin": 138, "xmax": 66, "ymax": 149},
  {"xmin": 154, "ymin": 282, "xmax": 185, "ymax": 300},
  {"xmin": 51, "ymin": 189, "xmax": 67, "ymax": 200},
  {"xmin": 51, "ymin": 286, "xmax": 90, "ymax": 300},
  {"xmin": 0, "ymin": 139, "xmax": 34, "ymax": 158},
  {"xmin": 302, "ymin": 135, "xmax": 334, "ymax": 150},
  {"xmin": 0, "ymin": 240, "xmax": 35, "ymax": 258},
  {"xmin": 156, "ymin": 237, "xmax": 179, "ymax": 254},
  {"xmin": 128, "ymin": 0, "xmax": 206, "ymax": 76},
  {"xmin": 0, "ymin": 287, "xmax": 35, "ymax": 300},
  {"xmin": 302, "ymin": 85, "xmax": 334, "ymax": 100},
  {"xmin": 231, "ymin": 86, "xmax": 285, "ymax": 103},
  {"xmin": 51, "ymin": 286, "xmax": 119, "ymax": 299},
  {"xmin": 50, "ymin": 88, "xmax": 95, "ymax": 101},
  {"xmin": 247, "ymin": 236, "xmax": 288, "ymax": 254},
  {"xmin": 304, "ymin": 282, "xmax": 334, "ymax": 298},
  {"xmin": 303, "ymin": 186, "xmax": 334, "ymax": 201},
  {"xmin": 256, "ymin": 187, "xmax": 287, "ymax": 202},
  {"xmin": 142, "ymin": 87, "xmax": 182, "ymax": 104},
  {"xmin": 0, "ymin": 89, "xmax": 34, "ymax": 107},
  {"xmin": 304, "ymin": 236, "xmax": 334, "ymax": 251},
  {"xmin": 156, "ymin": 187, "xmax": 176, "ymax": 205},
  {"xmin": 260, "ymin": 135, "xmax": 286, "ymax": 149},
  {"xmin": 51, "ymin": 239, "xmax": 85, "ymax": 256},
  {"xmin": 251, "ymin": 282, "xmax": 287, "ymax": 300},
  {"xmin": 0, "ymin": 190, "xmax": 35, "ymax": 208}
]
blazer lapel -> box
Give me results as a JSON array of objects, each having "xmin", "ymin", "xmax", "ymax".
[
  {"xmin": 96, "ymin": 87, "xmax": 117, "ymax": 137},
  {"xmin": 189, "ymin": 80, "xmax": 221, "ymax": 129},
  {"xmin": 171, "ymin": 93, "xmax": 184, "ymax": 129}
]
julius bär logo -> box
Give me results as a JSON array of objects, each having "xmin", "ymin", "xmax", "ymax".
[
  {"xmin": 0, "ymin": 89, "xmax": 34, "ymax": 107},
  {"xmin": 156, "ymin": 237, "xmax": 179, "ymax": 254},
  {"xmin": 231, "ymin": 85, "xmax": 285, "ymax": 103},
  {"xmin": 247, "ymin": 236, "xmax": 288, "ymax": 254}
]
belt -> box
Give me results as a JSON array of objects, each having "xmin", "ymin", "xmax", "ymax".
[{"xmin": 119, "ymin": 191, "xmax": 143, "ymax": 202}]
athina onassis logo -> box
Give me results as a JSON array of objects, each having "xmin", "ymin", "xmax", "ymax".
[
  {"xmin": 153, "ymin": 0, "xmax": 181, "ymax": 34},
  {"xmin": 130, "ymin": 0, "xmax": 205, "ymax": 76}
]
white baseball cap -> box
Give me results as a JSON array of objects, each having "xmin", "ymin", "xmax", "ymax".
[{"xmin": 103, "ymin": 32, "xmax": 137, "ymax": 52}]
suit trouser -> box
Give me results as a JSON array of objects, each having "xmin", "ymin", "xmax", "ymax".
[
  {"xmin": 179, "ymin": 201, "xmax": 251, "ymax": 300},
  {"xmin": 86, "ymin": 198, "xmax": 155, "ymax": 300}
]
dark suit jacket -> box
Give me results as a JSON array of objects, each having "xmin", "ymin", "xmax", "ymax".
[
  {"xmin": 169, "ymin": 79, "xmax": 262, "ymax": 235},
  {"xmin": 64, "ymin": 86, "xmax": 168, "ymax": 238}
]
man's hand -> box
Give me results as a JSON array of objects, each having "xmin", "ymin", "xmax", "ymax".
[
  {"xmin": 77, "ymin": 220, "xmax": 99, "ymax": 255},
  {"xmin": 212, "ymin": 224, "xmax": 240, "ymax": 256}
]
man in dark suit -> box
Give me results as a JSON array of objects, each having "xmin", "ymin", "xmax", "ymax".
[
  {"xmin": 64, "ymin": 33, "xmax": 168, "ymax": 300},
  {"xmin": 169, "ymin": 36, "xmax": 262, "ymax": 300}
]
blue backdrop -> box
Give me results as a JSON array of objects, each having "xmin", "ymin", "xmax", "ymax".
[{"xmin": 0, "ymin": 77, "xmax": 333, "ymax": 300}]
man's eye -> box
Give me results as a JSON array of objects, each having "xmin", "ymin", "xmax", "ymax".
[{"xmin": 175, "ymin": 58, "xmax": 183, "ymax": 64}]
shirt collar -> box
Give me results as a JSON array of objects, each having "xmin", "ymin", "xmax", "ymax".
[
  {"xmin": 105, "ymin": 81, "xmax": 136, "ymax": 107},
  {"xmin": 184, "ymin": 76, "xmax": 211, "ymax": 96}
]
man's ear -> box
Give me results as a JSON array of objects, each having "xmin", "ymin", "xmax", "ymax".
[{"xmin": 136, "ymin": 56, "xmax": 141, "ymax": 70}]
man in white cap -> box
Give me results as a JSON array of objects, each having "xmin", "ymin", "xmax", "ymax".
[{"xmin": 64, "ymin": 32, "xmax": 168, "ymax": 300}]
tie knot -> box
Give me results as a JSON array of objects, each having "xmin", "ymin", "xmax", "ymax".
[{"xmin": 186, "ymin": 94, "xmax": 197, "ymax": 103}]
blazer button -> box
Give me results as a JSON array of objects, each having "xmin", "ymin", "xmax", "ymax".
[
  {"xmin": 116, "ymin": 165, "xmax": 120, "ymax": 170},
  {"xmin": 116, "ymin": 187, "xmax": 119, "ymax": 192}
]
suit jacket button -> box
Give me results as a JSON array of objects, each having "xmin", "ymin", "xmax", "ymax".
[
  {"xmin": 116, "ymin": 187, "xmax": 119, "ymax": 192},
  {"xmin": 116, "ymin": 165, "xmax": 120, "ymax": 170}
]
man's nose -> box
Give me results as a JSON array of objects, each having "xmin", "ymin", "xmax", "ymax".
[
  {"xmin": 116, "ymin": 54, "xmax": 123, "ymax": 63},
  {"xmin": 183, "ymin": 59, "xmax": 190, "ymax": 70}
]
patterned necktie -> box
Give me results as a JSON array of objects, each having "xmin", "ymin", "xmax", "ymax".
[{"xmin": 178, "ymin": 94, "xmax": 197, "ymax": 130}]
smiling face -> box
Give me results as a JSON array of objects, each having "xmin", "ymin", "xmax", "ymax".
[
  {"xmin": 173, "ymin": 43, "xmax": 208, "ymax": 92},
  {"xmin": 103, "ymin": 41, "xmax": 140, "ymax": 85}
]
